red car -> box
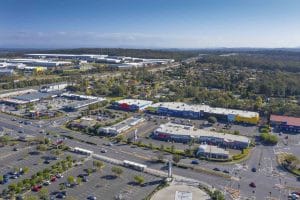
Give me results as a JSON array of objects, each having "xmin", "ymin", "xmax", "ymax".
[
  {"xmin": 32, "ymin": 185, "xmax": 42, "ymax": 192},
  {"xmin": 50, "ymin": 176, "xmax": 57, "ymax": 182}
]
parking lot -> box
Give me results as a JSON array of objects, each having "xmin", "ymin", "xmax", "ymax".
[
  {"xmin": 0, "ymin": 144, "xmax": 84, "ymax": 193},
  {"xmin": 27, "ymin": 158, "xmax": 162, "ymax": 200},
  {"xmin": 123, "ymin": 114, "xmax": 255, "ymax": 155}
]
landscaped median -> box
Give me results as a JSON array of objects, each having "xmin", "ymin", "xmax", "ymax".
[
  {"xmin": 176, "ymin": 163, "xmax": 232, "ymax": 179},
  {"xmin": 276, "ymin": 152, "xmax": 300, "ymax": 177},
  {"xmin": 127, "ymin": 139, "xmax": 252, "ymax": 164}
]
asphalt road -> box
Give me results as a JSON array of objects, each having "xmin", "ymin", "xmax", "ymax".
[{"xmin": 1, "ymin": 112, "xmax": 300, "ymax": 200}]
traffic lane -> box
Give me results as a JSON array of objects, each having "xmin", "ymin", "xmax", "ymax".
[
  {"xmin": 65, "ymin": 139, "xmax": 230, "ymax": 192},
  {"xmin": 234, "ymin": 146, "xmax": 288, "ymax": 199}
]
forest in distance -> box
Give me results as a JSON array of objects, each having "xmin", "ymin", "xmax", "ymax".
[{"xmin": 0, "ymin": 48, "xmax": 300, "ymax": 117}]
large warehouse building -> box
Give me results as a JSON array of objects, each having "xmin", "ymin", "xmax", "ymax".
[
  {"xmin": 98, "ymin": 117, "xmax": 144, "ymax": 136},
  {"xmin": 112, "ymin": 99, "xmax": 153, "ymax": 112},
  {"xmin": 152, "ymin": 122, "xmax": 250, "ymax": 149},
  {"xmin": 270, "ymin": 115, "xmax": 300, "ymax": 133},
  {"xmin": 147, "ymin": 102, "xmax": 259, "ymax": 124},
  {"xmin": 5, "ymin": 58, "xmax": 71, "ymax": 68}
]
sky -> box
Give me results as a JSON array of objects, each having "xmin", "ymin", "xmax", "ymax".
[{"xmin": 1, "ymin": 0, "xmax": 300, "ymax": 48}]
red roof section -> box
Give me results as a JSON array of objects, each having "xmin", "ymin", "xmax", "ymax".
[{"xmin": 270, "ymin": 115, "xmax": 300, "ymax": 126}]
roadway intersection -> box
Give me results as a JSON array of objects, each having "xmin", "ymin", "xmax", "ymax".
[{"xmin": 0, "ymin": 112, "xmax": 299, "ymax": 199}]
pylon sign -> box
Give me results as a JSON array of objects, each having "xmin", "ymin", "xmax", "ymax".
[{"xmin": 168, "ymin": 160, "xmax": 172, "ymax": 178}]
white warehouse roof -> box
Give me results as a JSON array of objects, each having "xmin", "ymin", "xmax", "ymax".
[
  {"xmin": 155, "ymin": 122, "xmax": 250, "ymax": 144},
  {"xmin": 151, "ymin": 102, "xmax": 258, "ymax": 118},
  {"xmin": 117, "ymin": 99, "xmax": 153, "ymax": 107}
]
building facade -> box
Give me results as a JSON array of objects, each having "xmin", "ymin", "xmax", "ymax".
[
  {"xmin": 147, "ymin": 102, "xmax": 259, "ymax": 124},
  {"xmin": 270, "ymin": 115, "xmax": 300, "ymax": 133},
  {"xmin": 152, "ymin": 122, "xmax": 250, "ymax": 149},
  {"xmin": 196, "ymin": 144, "xmax": 229, "ymax": 159},
  {"xmin": 112, "ymin": 99, "xmax": 153, "ymax": 112}
]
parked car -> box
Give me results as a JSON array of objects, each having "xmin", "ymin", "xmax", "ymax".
[
  {"xmin": 32, "ymin": 185, "xmax": 42, "ymax": 192},
  {"xmin": 44, "ymin": 160, "xmax": 50, "ymax": 164},
  {"xmin": 288, "ymin": 193, "xmax": 299, "ymax": 200},
  {"xmin": 11, "ymin": 175, "xmax": 18, "ymax": 179},
  {"xmin": 0, "ymin": 178, "xmax": 9, "ymax": 184},
  {"xmin": 251, "ymin": 167, "xmax": 257, "ymax": 172},
  {"xmin": 43, "ymin": 180, "xmax": 51, "ymax": 186},
  {"xmin": 83, "ymin": 176, "xmax": 88, "ymax": 182},
  {"xmin": 56, "ymin": 173, "xmax": 63, "ymax": 178},
  {"xmin": 100, "ymin": 148, "xmax": 107, "ymax": 153},
  {"xmin": 223, "ymin": 170, "xmax": 230, "ymax": 174},
  {"xmin": 191, "ymin": 160, "xmax": 199, "ymax": 165},
  {"xmin": 50, "ymin": 176, "xmax": 57, "ymax": 182},
  {"xmin": 78, "ymin": 174, "xmax": 88, "ymax": 178},
  {"xmin": 16, "ymin": 195, "xmax": 23, "ymax": 200},
  {"xmin": 56, "ymin": 193, "xmax": 66, "ymax": 199},
  {"xmin": 249, "ymin": 182, "xmax": 256, "ymax": 188},
  {"xmin": 213, "ymin": 168, "xmax": 220, "ymax": 171},
  {"xmin": 87, "ymin": 196, "xmax": 97, "ymax": 200}
]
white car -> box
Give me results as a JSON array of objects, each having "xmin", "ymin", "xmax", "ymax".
[
  {"xmin": 289, "ymin": 193, "xmax": 299, "ymax": 200},
  {"xmin": 43, "ymin": 180, "xmax": 51, "ymax": 186},
  {"xmin": 100, "ymin": 149, "xmax": 107, "ymax": 153},
  {"xmin": 56, "ymin": 174, "xmax": 63, "ymax": 178}
]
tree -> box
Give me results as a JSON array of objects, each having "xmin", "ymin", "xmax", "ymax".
[
  {"xmin": 156, "ymin": 152, "xmax": 164, "ymax": 162},
  {"xmin": 8, "ymin": 183, "xmax": 17, "ymax": 192},
  {"xmin": 76, "ymin": 177, "xmax": 82, "ymax": 185},
  {"xmin": 134, "ymin": 175, "xmax": 145, "ymax": 185},
  {"xmin": 208, "ymin": 116, "xmax": 217, "ymax": 124},
  {"xmin": 126, "ymin": 137, "xmax": 133, "ymax": 144},
  {"xmin": 148, "ymin": 142, "xmax": 153, "ymax": 149},
  {"xmin": 67, "ymin": 176, "xmax": 75, "ymax": 184},
  {"xmin": 160, "ymin": 144, "xmax": 165, "ymax": 151},
  {"xmin": 260, "ymin": 133, "xmax": 278, "ymax": 145},
  {"xmin": 233, "ymin": 130, "xmax": 240, "ymax": 135},
  {"xmin": 37, "ymin": 144, "xmax": 47, "ymax": 151},
  {"xmin": 66, "ymin": 155, "xmax": 72, "ymax": 162},
  {"xmin": 184, "ymin": 148, "xmax": 193, "ymax": 157},
  {"xmin": 93, "ymin": 160, "xmax": 105, "ymax": 172},
  {"xmin": 23, "ymin": 166, "xmax": 30, "ymax": 174},
  {"xmin": 47, "ymin": 104, "xmax": 52, "ymax": 110},
  {"xmin": 44, "ymin": 138, "xmax": 50, "ymax": 145},
  {"xmin": 38, "ymin": 188, "xmax": 49, "ymax": 200},
  {"xmin": 254, "ymin": 96, "xmax": 263, "ymax": 110},
  {"xmin": 170, "ymin": 145, "xmax": 175, "ymax": 153},
  {"xmin": 0, "ymin": 135, "xmax": 11, "ymax": 145},
  {"xmin": 211, "ymin": 190, "xmax": 225, "ymax": 200},
  {"xmin": 25, "ymin": 195, "xmax": 39, "ymax": 200},
  {"xmin": 115, "ymin": 135, "xmax": 124, "ymax": 143},
  {"xmin": 15, "ymin": 186, "xmax": 21, "ymax": 194},
  {"xmin": 172, "ymin": 154, "xmax": 181, "ymax": 164},
  {"xmin": 284, "ymin": 154, "xmax": 298, "ymax": 164},
  {"xmin": 111, "ymin": 166, "xmax": 123, "ymax": 177}
]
